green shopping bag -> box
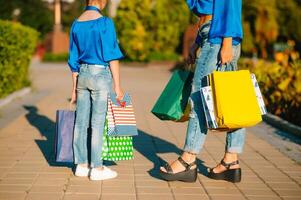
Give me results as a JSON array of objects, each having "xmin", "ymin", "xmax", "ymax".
[
  {"xmin": 151, "ymin": 70, "xmax": 193, "ymax": 121},
  {"xmin": 102, "ymin": 120, "xmax": 133, "ymax": 161}
]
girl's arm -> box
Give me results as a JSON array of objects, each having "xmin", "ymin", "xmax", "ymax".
[
  {"xmin": 70, "ymin": 72, "xmax": 78, "ymax": 104},
  {"xmin": 109, "ymin": 60, "xmax": 124, "ymax": 100}
]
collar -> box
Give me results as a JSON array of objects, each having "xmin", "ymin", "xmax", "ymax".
[{"xmin": 85, "ymin": 6, "xmax": 101, "ymax": 13}]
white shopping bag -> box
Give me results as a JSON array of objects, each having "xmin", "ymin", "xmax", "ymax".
[{"xmin": 250, "ymin": 74, "xmax": 267, "ymax": 115}]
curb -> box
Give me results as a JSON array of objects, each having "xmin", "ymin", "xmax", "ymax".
[
  {"xmin": 263, "ymin": 114, "xmax": 301, "ymax": 138},
  {"xmin": 0, "ymin": 87, "xmax": 31, "ymax": 108}
]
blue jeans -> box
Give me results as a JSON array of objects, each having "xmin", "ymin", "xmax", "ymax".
[
  {"xmin": 73, "ymin": 64, "xmax": 112, "ymax": 168},
  {"xmin": 183, "ymin": 21, "xmax": 246, "ymax": 154}
]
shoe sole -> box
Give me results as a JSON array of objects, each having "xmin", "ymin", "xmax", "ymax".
[
  {"xmin": 90, "ymin": 173, "xmax": 118, "ymax": 181},
  {"xmin": 208, "ymin": 168, "xmax": 241, "ymax": 183},
  {"xmin": 159, "ymin": 168, "xmax": 197, "ymax": 182}
]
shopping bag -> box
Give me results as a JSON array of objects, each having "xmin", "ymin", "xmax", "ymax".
[
  {"xmin": 107, "ymin": 93, "xmax": 138, "ymax": 137},
  {"xmin": 151, "ymin": 70, "xmax": 193, "ymax": 121},
  {"xmin": 201, "ymin": 70, "xmax": 264, "ymax": 130},
  {"xmin": 55, "ymin": 110, "xmax": 75, "ymax": 162}
]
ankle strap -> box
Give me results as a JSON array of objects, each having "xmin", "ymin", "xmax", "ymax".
[
  {"xmin": 178, "ymin": 157, "xmax": 196, "ymax": 171},
  {"xmin": 220, "ymin": 160, "xmax": 239, "ymax": 170}
]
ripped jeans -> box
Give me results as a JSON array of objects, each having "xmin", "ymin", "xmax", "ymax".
[{"xmin": 183, "ymin": 22, "xmax": 246, "ymax": 154}]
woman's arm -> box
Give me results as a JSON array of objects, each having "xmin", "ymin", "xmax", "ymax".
[
  {"xmin": 220, "ymin": 37, "xmax": 233, "ymax": 64},
  {"xmin": 109, "ymin": 60, "xmax": 124, "ymax": 100}
]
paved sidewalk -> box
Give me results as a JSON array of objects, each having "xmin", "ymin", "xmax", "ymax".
[{"xmin": 0, "ymin": 62, "xmax": 300, "ymax": 200}]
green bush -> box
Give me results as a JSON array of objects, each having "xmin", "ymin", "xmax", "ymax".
[
  {"xmin": 0, "ymin": 0, "xmax": 53, "ymax": 38},
  {"xmin": 115, "ymin": 0, "xmax": 190, "ymax": 62},
  {"xmin": 240, "ymin": 59, "xmax": 301, "ymax": 126},
  {"xmin": 43, "ymin": 53, "xmax": 69, "ymax": 62},
  {"xmin": 0, "ymin": 20, "xmax": 39, "ymax": 98}
]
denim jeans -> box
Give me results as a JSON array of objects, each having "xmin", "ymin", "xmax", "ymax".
[
  {"xmin": 73, "ymin": 64, "xmax": 112, "ymax": 168},
  {"xmin": 183, "ymin": 21, "xmax": 246, "ymax": 154}
]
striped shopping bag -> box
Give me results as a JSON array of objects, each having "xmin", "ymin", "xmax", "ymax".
[{"xmin": 107, "ymin": 93, "xmax": 138, "ymax": 137}]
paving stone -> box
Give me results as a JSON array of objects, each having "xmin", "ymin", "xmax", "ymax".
[
  {"xmin": 101, "ymin": 194, "xmax": 136, "ymax": 200},
  {"xmin": 0, "ymin": 185, "xmax": 30, "ymax": 192},
  {"xmin": 174, "ymin": 194, "xmax": 210, "ymax": 200},
  {"xmin": 25, "ymin": 192, "xmax": 63, "ymax": 200},
  {"xmin": 29, "ymin": 185, "xmax": 65, "ymax": 193},
  {"xmin": 137, "ymin": 194, "xmax": 173, "ymax": 200},
  {"xmin": 137, "ymin": 187, "xmax": 171, "ymax": 194},
  {"xmin": 63, "ymin": 194, "xmax": 99, "ymax": 200},
  {"xmin": 0, "ymin": 192, "xmax": 26, "ymax": 200},
  {"xmin": 65, "ymin": 185, "xmax": 101, "ymax": 194},
  {"xmin": 102, "ymin": 186, "xmax": 135, "ymax": 195},
  {"xmin": 0, "ymin": 178, "xmax": 35, "ymax": 185}
]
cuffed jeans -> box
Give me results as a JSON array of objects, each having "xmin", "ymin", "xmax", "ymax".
[
  {"xmin": 73, "ymin": 64, "xmax": 112, "ymax": 168},
  {"xmin": 183, "ymin": 21, "xmax": 246, "ymax": 154}
]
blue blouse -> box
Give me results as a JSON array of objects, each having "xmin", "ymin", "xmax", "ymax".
[
  {"xmin": 186, "ymin": 0, "xmax": 243, "ymax": 45},
  {"xmin": 68, "ymin": 17, "xmax": 124, "ymax": 72}
]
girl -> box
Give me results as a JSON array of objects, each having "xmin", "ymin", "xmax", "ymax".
[
  {"xmin": 68, "ymin": 0, "xmax": 124, "ymax": 181},
  {"xmin": 160, "ymin": 0, "xmax": 245, "ymax": 183}
]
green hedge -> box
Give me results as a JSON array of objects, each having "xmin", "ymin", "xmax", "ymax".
[
  {"xmin": 0, "ymin": 20, "xmax": 39, "ymax": 98},
  {"xmin": 240, "ymin": 59, "xmax": 301, "ymax": 126},
  {"xmin": 43, "ymin": 53, "xmax": 69, "ymax": 62},
  {"xmin": 115, "ymin": 0, "xmax": 190, "ymax": 62}
]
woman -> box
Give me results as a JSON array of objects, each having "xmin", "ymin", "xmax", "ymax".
[
  {"xmin": 160, "ymin": 0, "xmax": 245, "ymax": 183},
  {"xmin": 68, "ymin": 0, "xmax": 124, "ymax": 181}
]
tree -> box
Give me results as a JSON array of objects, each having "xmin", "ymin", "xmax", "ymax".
[{"xmin": 0, "ymin": 0, "xmax": 53, "ymax": 38}]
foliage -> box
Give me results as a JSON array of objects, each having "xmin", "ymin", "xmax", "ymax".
[
  {"xmin": 0, "ymin": 0, "xmax": 53, "ymax": 38},
  {"xmin": 115, "ymin": 0, "xmax": 190, "ymax": 62},
  {"xmin": 276, "ymin": 0, "xmax": 301, "ymax": 44},
  {"xmin": 115, "ymin": 0, "xmax": 153, "ymax": 62},
  {"xmin": 0, "ymin": 20, "xmax": 39, "ymax": 98},
  {"xmin": 43, "ymin": 52, "xmax": 69, "ymax": 62},
  {"xmin": 243, "ymin": 0, "xmax": 278, "ymax": 58},
  {"xmin": 62, "ymin": 1, "xmax": 85, "ymax": 33},
  {"xmin": 240, "ymin": 59, "xmax": 301, "ymax": 126}
]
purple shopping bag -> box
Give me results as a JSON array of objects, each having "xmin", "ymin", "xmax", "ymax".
[{"xmin": 55, "ymin": 110, "xmax": 75, "ymax": 162}]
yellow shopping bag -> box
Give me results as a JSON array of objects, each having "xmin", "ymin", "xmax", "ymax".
[{"xmin": 211, "ymin": 70, "xmax": 262, "ymax": 129}]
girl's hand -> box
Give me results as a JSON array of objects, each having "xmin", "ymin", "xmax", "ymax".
[
  {"xmin": 220, "ymin": 37, "xmax": 233, "ymax": 64},
  {"xmin": 70, "ymin": 89, "xmax": 77, "ymax": 105},
  {"xmin": 114, "ymin": 86, "xmax": 124, "ymax": 102},
  {"xmin": 187, "ymin": 43, "xmax": 199, "ymax": 65}
]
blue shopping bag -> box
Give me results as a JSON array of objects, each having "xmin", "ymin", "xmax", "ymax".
[{"xmin": 55, "ymin": 110, "xmax": 75, "ymax": 162}]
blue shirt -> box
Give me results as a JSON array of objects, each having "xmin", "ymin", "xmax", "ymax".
[
  {"xmin": 68, "ymin": 17, "xmax": 124, "ymax": 72},
  {"xmin": 186, "ymin": 0, "xmax": 243, "ymax": 45}
]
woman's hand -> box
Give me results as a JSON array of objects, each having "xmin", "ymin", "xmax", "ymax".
[
  {"xmin": 220, "ymin": 37, "xmax": 233, "ymax": 64},
  {"xmin": 114, "ymin": 86, "xmax": 124, "ymax": 102},
  {"xmin": 187, "ymin": 43, "xmax": 199, "ymax": 65}
]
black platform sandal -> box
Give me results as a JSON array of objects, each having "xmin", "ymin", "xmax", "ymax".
[
  {"xmin": 208, "ymin": 160, "xmax": 241, "ymax": 183},
  {"xmin": 159, "ymin": 157, "xmax": 197, "ymax": 182}
]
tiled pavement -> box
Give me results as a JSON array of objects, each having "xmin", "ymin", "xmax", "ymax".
[{"xmin": 0, "ymin": 62, "xmax": 300, "ymax": 200}]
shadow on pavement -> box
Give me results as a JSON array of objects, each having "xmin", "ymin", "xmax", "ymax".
[
  {"xmin": 135, "ymin": 130, "xmax": 208, "ymax": 180},
  {"xmin": 23, "ymin": 105, "xmax": 208, "ymax": 179},
  {"xmin": 23, "ymin": 105, "xmax": 73, "ymax": 168}
]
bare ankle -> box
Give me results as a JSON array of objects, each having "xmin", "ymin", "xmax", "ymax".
[
  {"xmin": 223, "ymin": 153, "xmax": 238, "ymax": 163},
  {"xmin": 182, "ymin": 152, "xmax": 196, "ymax": 163}
]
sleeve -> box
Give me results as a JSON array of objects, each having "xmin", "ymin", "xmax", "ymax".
[
  {"xmin": 67, "ymin": 22, "xmax": 80, "ymax": 72},
  {"xmin": 210, "ymin": 0, "xmax": 243, "ymax": 42},
  {"xmin": 186, "ymin": 0, "xmax": 213, "ymax": 16},
  {"xmin": 100, "ymin": 18, "xmax": 124, "ymax": 63}
]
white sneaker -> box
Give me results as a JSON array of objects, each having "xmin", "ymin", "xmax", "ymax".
[
  {"xmin": 75, "ymin": 164, "xmax": 90, "ymax": 177},
  {"xmin": 90, "ymin": 166, "xmax": 118, "ymax": 181}
]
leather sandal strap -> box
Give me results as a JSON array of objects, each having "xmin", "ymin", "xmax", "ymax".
[
  {"xmin": 220, "ymin": 160, "xmax": 239, "ymax": 170},
  {"xmin": 178, "ymin": 157, "xmax": 196, "ymax": 171},
  {"xmin": 164, "ymin": 163, "xmax": 173, "ymax": 174}
]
